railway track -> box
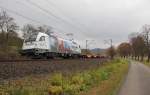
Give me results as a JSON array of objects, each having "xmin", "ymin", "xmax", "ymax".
[
  {"xmin": 0, "ymin": 58, "xmax": 105, "ymax": 62},
  {"xmin": 0, "ymin": 58, "xmax": 108, "ymax": 80},
  {"xmin": 0, "ymin": 59, "xmax": 48, "ymax": 62}
]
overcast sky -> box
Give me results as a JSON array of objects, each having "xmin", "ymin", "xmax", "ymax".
[{"xmin": 0, "ymin": 0, "xmax": 150, "ymax": 49}]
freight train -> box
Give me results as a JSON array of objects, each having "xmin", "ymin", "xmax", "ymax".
[{"xmin": 21, "ymin": 32, "xmax": 81, "ymax": 58}]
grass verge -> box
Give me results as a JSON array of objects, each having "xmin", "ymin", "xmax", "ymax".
[
  {"xmin": 80, "ymin": 58, "xmax": 129, "ymax": 95},
  {"xmin": 139, "ymin": 58, "xmax": 150, "ymax": 67},
  {"xmin": 0, "ymin": 59, "xmax": 129, "ymax": 95}
]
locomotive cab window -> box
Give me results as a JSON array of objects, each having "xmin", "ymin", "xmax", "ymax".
[
  {"xmin": 24, "ymin": 33, "xmax": 38, "ymax": 43},
  {"xmin": 39, "ymin": 36, "xmax": 45, "ymax": 41}
]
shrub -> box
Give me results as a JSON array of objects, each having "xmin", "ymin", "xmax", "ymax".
[
  {"xmin": 48, "ymin": 86, "xmax": 63, "ymax": 95},
  {"xmin": 89, "ymin": 70, "xmax": 101, "ymax": 83},
  {"xmin": 63, "ymin": 84, "xmax": 80, "ymax": 95},
  {"xmin": 80, "ymin": 84, "xmax": 88, "ymax": 91},
  {"xmin": 82, "ymin": 73, "xmax": 92, "ymax": 86},
  {"xmin": 71, "ymin": 75, "xmax": 83, "ymax": 85},
  {"xmin": 50, "ymin": 73, "xmax": 63, "ymax": 86},
  {"xmin": 100, "ymin": 71, "xmax": 109, "ymax": 80}
]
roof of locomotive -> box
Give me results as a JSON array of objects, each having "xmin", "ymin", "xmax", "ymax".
[
  {"xmin": 38, "ymin": 32, "xmax": 80, "ymax": 46},
  {"xmin": 38, "ymin": 32, "xmax": 49, "ymax": 36}
]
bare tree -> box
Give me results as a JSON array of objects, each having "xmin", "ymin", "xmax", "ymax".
[
  {"xmin": 37, "ymin": 25, "xmax": 53, "ymax": 35},
  {"xmin": 117, "ymin": 42, "xmax": 131, "ymax": 58},
  {"xmin": 0, "ymin": 11, "xmax": 18, "ymax": 32},
  {"xmin": 22, "ymin": 24, "xmax": 37, "ymax": 39},
  {"xmin": 22, "ymin": 24, "xmax": 53, "ymax": 39},
  {"xmin": 129, "ymin": 35, "xmax": 146, "ymax": 61},
  {"xmin": 0, "ymin": 11, "xmax": 18, "ymax": 51},
  {"xmin": 107, "ymin": 46, "xmax": 116, "ymax": 59},
  {"xmin": 142, "ymin": 24, "xmax": 150, "ymax": 61}
]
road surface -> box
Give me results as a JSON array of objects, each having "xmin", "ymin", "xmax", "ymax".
[{"xmin": 118, "ymin": 61, "xmax": 150, "ymax": 95}]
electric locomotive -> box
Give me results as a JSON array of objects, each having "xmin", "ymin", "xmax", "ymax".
[{"xmin": 21, "ymin": 32, "xmax": 81, "ymax": 58}]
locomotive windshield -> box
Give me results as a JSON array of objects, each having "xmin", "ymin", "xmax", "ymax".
[{"xmin": 24, "ymin": 33, "xmax": 38, "ymax": 43}]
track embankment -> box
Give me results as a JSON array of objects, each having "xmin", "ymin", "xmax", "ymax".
[{"xmin": 0, "ymin": 59, "xmax": 107, "ymax": 80}]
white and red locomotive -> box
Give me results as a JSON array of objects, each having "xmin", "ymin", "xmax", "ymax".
[{"xmin": 21, "ymin": 32, "xmax": 81, "ymax": 58}]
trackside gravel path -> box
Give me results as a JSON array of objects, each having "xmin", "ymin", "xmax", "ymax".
[{"xmin": 118, "ymin": 61, "xmax": 150, "ymax": 95}]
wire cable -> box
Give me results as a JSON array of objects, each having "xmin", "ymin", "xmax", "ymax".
[
  {"xmin": 25, "ymin": 0, "xmax": 84, "ymax": 32},
  {"xmin": 46, "ymin": 0, "xmax": 90, "ymax": 32},
  {"xmin": 0, "ymin": 6, "xmax": 68, "ymax": 35}
]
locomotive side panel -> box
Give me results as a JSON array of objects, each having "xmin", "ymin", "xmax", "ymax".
[
  {"xmin": 64, "ymin": 40, "xmax": 72, "ymax": 54},
  {"xmin": 21, "ymin": 32, "xmax": 81, "ymax": 58},
  {"xmin": 71, "ymin": 42, "xmax": 81, "ymax": 54},
  {"xmin": 36, "ymin": 33, "xmax": 50, "ymax": 50},
  {"xmin": 58, "ymin": 38, "xmax": 65, "ymax": 54},
  {"xmin": 58, "ymin": 38, "xmax": 74, "ymax": 54},
  {"xmin": 49, "ymin": 36, "xmax": 59, "ymax": 53}
]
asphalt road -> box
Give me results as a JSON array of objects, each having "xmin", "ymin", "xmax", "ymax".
[{"xmin": 118, "ymin": 61, "xmax": 150, "ymax": 95}]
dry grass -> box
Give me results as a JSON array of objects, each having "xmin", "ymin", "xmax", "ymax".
[
  {"xmin": 0, "ymin": 59, "xmax": 129, "ymax": 95},
  {"xmin": 80, "ymin": 59, "xmax": 129, "ymax": 95}
]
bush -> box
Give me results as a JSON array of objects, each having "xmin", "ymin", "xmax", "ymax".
[
  {"xmin": 89, "ymin": 70, "xmax": 101, "ymax": 83},
  {"xmin": 50, "ymin": 73, "xmax": 63, "ymax": 86},
  {"xmin": 100, "ymin": 71, "xmax": 109, "ymax": 80},
  {"xmin": 63, "ymin": 84, "xmax": 80, "ymax": 95},
  {"xmin": 82, "ymin": 73, "xmax": 92, "ymax": 86},
  {"xmin": 48, "ymin": 86, "xmax": 63, "ymax": 95},
  {"xmin": 71, "ymin": 75, "xmax": 83, "ymax": 85},
  {"xmin": 0, "ymin": 47, "xmax": 21, "ymax": 59}
]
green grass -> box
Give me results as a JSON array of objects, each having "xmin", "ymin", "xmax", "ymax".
[
  {"xmin": 81, "ymin": 58, "xmax": 129, "ymax": 95},
  {"xmin": 0, "ymin": 58, "xmax": 129, "ymax": 95},
  {"xmin": 141, "ymin": 58, "xmax": 150, "ymax": 67}
]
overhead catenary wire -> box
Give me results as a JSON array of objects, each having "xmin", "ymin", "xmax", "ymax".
[
  {"xmin": 25, "ymin": 0, "xmax": 65, "ymax": 22},
  {"xmin": 0, "ymin": 6, "xmax": 81, "ymax": 40},
  {"xmin": 4, "ymin": 0, "xmax": 91, "ymax": 37},
  {"xmin": 0, "ymin": 0, "xmax": 92, "ymax": 39},
  {"xmin": 45, "ymin": 0, "xmax": 90, "ymax": 32},
  {"xmin": 0, "ymin": 6, "xmax": 42, "ymax": 24},
  {"xmin": 5, "ymin": 0, "xmax": 69, "ymax": 36},
  {"xmin": 25, "ymin": 0, "xmax": 88, "ymax": 34},
  {"xmin": 0, "ymin": 6, "xmax": 67, "ymax": 36},
  {"xmin": 11, "ymin": 0, "xmax": 86, "ymax": 37}
]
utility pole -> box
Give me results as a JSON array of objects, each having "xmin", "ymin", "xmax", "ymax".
[
  {"xmin": 85, "ymin": 40, "xmax": 94, "ymax": 55},
  {"xmin": 110, "ymin": 39, "xmax": 112, "ymax": 48},
  {"xmin": 86, "ymin": 40, "xmax": 88, "ymax": 54},
  {"xmin": 104, "ymin": 39, "xmax": 113, "ymax": 48},
  {"xmin": 104, "ymin": 39, "xmax": 114, "ymax": 59}
]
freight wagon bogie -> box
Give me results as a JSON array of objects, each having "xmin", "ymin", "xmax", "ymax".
[{"xmin": 21, "ymin": 32, "xmax": 81, "ymax": 59}]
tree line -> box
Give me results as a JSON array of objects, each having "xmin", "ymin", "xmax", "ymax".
[{"xmin": 107, "ymin": 25, "xmax": 150, "ymax": 62}]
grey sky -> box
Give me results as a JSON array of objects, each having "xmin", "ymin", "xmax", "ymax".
[{"xmin": 0, "ymin": 0, "xmax": 149, "ymax": 49}]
